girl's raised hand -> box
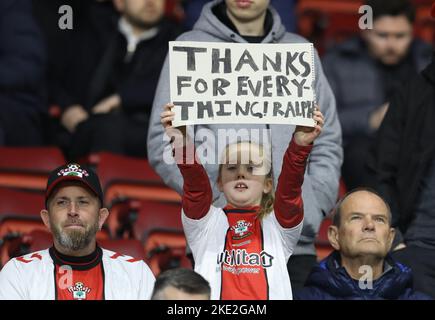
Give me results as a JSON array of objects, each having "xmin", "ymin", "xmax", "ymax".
[
  {"xmin": 160, "ymin": 103, "xmax": 186, "ymax": 148},
  {"xmin": 293, "ymin": 105, "xmax": 324, "ymax": 146}
]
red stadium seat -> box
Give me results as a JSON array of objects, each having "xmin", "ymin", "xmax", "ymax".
[
  {"xmin": 0, "ymin": 187, "xmax": 47, "ymax": 240},
  {"xmin": 315, "ymin": 217, "xmax": 334, "ymax": 261},
  {"xmin": 0, "ymin": 229, "xmax": 52, "ymax": 268},
  {"xmin": 0, "ymin": 187, "xmax": 45, "ymax": 219},
  {"xmin": 106, "ymin": 199, "xmax": 142, "ymax": 238},
  {"xmin": 297, "ymin": 0, "xmax": 435, "ymax": 55},
  {"xmin": 132, "ymin": 200, "xmax": 183, "ymax": 241},
  {"xmin": 165, "ymin": 0, "xmax": 184, "ymax": 22},
  {"xmin": 0, "ymin": 147, "xmax": 66, "ymax": 191},
  {"xmin": 144, "ymin": 229, "xmax": 191, "ymax": 276},
  {"xmin": 99, "ymin": 239, "xmax": 146, "ymax": 261},
  {"xmin": 106, "ymin": 199, "xmax": 182, "ymax": 240},
  {"xmin": 24, "ymin": 229, "xmax": 53, "ymax": 251},
  {"xmin": 414, "ymin": 5, "xmax": 435, "ymax": 44},
  {"xmin": 80, "ymin": 152, "xmax": 180, "ymax": 206},
  {"xmin": 297, "ymin": 0, "xmax": 363, "ymax": 55},
  {"xmin": 338, "ymin": 177, "xmax": 348, "ymax": 199}
]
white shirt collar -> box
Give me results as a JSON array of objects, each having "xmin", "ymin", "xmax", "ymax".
[{"xmin": 118, "ymin": 17, "xmax": 159, "ymax": 54}]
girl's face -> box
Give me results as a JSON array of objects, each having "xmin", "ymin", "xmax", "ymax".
[{"xmin": 218, "ymin": 143, "xmax": 272, "ymax": 208}]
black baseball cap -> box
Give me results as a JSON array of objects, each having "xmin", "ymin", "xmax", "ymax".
[{"xmin": 45, "ymin": 163, "xmax": 104, "ymax": 208}]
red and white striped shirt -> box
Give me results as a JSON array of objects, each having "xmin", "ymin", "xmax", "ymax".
[
  {"xmin": 178, "ymin": 138, "xmax": 312, "ymax": 300},
  {"xmin": 0, "ymin": 246, "xmax": 155, "ymax": 300}
]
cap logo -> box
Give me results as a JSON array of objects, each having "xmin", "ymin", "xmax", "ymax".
[{"xmin": 57, "ymin": 164, "xmax": 89, "ymax": 179}]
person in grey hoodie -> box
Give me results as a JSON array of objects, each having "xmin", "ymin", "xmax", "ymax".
[{"xmin": 147, "ymin": 0, "xmax": 343, "ymax": 293}]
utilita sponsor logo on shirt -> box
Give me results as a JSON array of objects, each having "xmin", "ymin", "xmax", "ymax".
[{"xmin": 217, "ymin": 249, "xmax": 274, "ymax": 268}]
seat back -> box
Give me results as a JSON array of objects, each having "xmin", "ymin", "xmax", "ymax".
[
  {"xmin": 0, "ymin": 147, "xmax": 65, "ymax": 191},
  {"xmin": 99, "ymin": 239, "xmax": 146, "ymax": 261},
  {"xmin": 0, "ymin": 187, "xmax": 45, "ymax": 220},
  {"xmin": 315, "ymin": 217, "xmax": 334, "ymax": 261},
  {"xmin": 81, "ymin": 152, "xmax": 180, "ymax": 205},
  {"xmin": 133, "ymin": 200, "xmax": 183, "ymax": 241},
  {"xmin": 144, "ymin": 230, "xmax": 190, "ymax": 276}
]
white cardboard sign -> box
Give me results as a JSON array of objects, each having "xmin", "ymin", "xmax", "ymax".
[{"xmin": 169, "ymin": 41, "xmax": 316, "ymax": 127}]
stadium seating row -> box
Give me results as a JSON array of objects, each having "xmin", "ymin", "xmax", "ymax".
[{"xmin": 0, "ymin": 146, "xmax": 335, "ymax": 275}]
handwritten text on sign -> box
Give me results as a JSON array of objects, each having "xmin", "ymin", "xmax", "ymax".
[{"xmin": 169, "ymin": 41, "xmax": 316, "ymax": 127}]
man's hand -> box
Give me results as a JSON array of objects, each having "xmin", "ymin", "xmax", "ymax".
[
  {"xmin": 160, "ymin": 103, "xmax": 187, "ymax": 149},
  {"xmin": 92, "ymin": 94, "xmax": 121, "ymax": 114},
  {"xmin": 293, "ymin": 105, "xmax": 324, "ymax": 146},
  {"xmin": 61, "ymin": 105, "xmax": 89, "ymax": 133},
  {"xmin": 369, "ymin": 102, "xmax": 389, "ymax": 131}
]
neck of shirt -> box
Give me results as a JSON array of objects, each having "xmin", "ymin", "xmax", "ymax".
[
  {"xmin": 49, "ymin": 246, "xmax": 103, "ymax": 270},
  {"xmin": 118, "ymin": 17, "xmax": 159, "ymax": 54},
  {"xmin": 212, "ymin": 2, "xmax": 273, "ymax": 43}
]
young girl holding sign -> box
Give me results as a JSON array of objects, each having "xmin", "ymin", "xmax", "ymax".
[{"xmin": 160, "ymin": 103, "xmax": 324, "ymax": 300}]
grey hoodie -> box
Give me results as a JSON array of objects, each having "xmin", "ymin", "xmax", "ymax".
[{"xmin": 147, "ymin": 0, "xmax": 343, "ymax": 255}]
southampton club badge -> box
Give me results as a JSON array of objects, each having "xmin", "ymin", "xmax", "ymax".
[
  {"xmin": 68, "ymin": 282, "xmax": 91, "ymax": 300},
  {"xmin": 58, "ymin": 164, "xmax": 89, "ymax": 179},
  {"xmin": 231, "ymin": 220, "xmax": 253, "ymax": 240}
]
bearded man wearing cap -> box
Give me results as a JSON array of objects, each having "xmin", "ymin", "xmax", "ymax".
[
  {"xmin": 0, "ymin": 163, "xmax": 155, "ymax": 300},
  {"xmin": 366, "ymin": 2, "xmax": 435, "ymax": 300}
]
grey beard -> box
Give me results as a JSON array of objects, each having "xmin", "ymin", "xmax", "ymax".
[{"xmin": 53, "ymin": 223, "xmax": 99, "ymax": 252}]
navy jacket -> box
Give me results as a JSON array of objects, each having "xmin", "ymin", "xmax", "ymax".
[
  {"xmin": 0, "ymin": 0, "xmax": 46, "ymax": 113},
  {"xmin": 295, "ymin": 251, "xmax": 431, "ymax": 300}
]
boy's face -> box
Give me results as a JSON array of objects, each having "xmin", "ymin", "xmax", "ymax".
[{"xmin": 225, "ymin": 0, "xmax": 270, "ymax": 24}]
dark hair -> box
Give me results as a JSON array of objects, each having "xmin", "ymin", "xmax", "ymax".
[
  {"xmin": 151, "ymin": 268, "xmax": 211, "ymax": 300},
  {"xmin": 332, "ymin": 187, "xmax": 392, "ymax": 227},
  {"xmin": 365, "ymin": 0, "xmax": 416, "ymax": 23}
]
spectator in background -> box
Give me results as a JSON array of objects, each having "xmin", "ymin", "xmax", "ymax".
[
  {"xmin": 0, "ymin": 0, "xmax": 47, "ymax": 146},
  {"xmin": 366, "ymin": 4, "xmax": 435, "ymax": 299},
  {"xmin": 182, "ymin": 0, "xmax": 298, "ymax": 32},
  {"xmin": 54, "ymin": 0, "xmax": 183, "ymax": 160},
  {"xmin": 32, "ymin": 0, "xmax": 117, "ymax": 148},
  {"xmin": 296, "ymin": 188, "xmax": 431, "ymax": 300},
  {"xmin": 0, "ymin": 163, "xmax": 155, "ymax": 300},
  {"xmin": 151, "ymin": 268, "xmax": 211, "ymax": 300},
  {"xmin": 322, "ymin": 0, "xmax": 431, "ymax": 190},
  {"xmin": 148, "ymin": 0, "xmax": 342, "ymax": 294}
]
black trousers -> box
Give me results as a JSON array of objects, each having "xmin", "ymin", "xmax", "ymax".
[
  {"xmin": 68, "ymin": 112, "xmax": 149, "ymax": 160},
  {"xmin": 287, "ymin": 254, "xmax": 317, "ymax": 295},
  {"xmin": 392, "ymin": 245, "xmax": 435, "ymax": 299},
  {"xmin": 0, "ymin": 108, "xmax": 44, "ymax": 146}
]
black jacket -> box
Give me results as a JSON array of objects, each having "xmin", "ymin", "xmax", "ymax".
[
  {"xmin": 0, "ymin": 0, "xmax": 46, "ymax": 113},
  {"xmin": 367, "ymin": 54, "xmax": 435, "ymax": 236},
  {"xmin": 57, "ymin": 13, "xmax": 183, "ymax": 115}
]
